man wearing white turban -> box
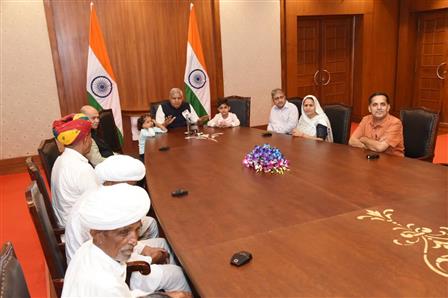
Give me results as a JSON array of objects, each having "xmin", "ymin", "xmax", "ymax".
[
  {"xmin": 95, "ymin": 154, "xmax": 159, "ymax": 239},
  {"xmin": 64, "ymin": 157, "xmax": 191, "ymax": 296},
  {"xmin": 63, "ymin": 184, "xmax": 191, "ymax": 297},
  {"xmin": 62, "ymin": 184, "xmax": 150, "ymax": 297}
]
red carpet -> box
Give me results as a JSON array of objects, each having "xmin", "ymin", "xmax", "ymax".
[
  {"xmin": 1, "ymin": 131, "xmax": 446, "ymax": 297},
  {"xmin": 0, "ymin": 172, "xmax": 47, "ymax": 297}
]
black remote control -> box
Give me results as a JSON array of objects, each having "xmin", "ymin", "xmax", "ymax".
[
  {"xmin": 159, "ymin": 146, "xmax": 170, "ymax": 151},
  {"xmin": 171, "ymin": 189, "xmax": 188, "ymax": 197}
]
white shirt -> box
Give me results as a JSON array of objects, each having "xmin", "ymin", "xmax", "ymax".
[
  {"xmin": 155, "ymin": 104, "xmax": 199, "ymax": 125},
  {"xmin": 207, "ymin": 112, "xmax": 240, "ymax": 127},
  {"xmin": 62, "ymin": 240, "xmax": 148, "ymax": 298},
  {"xmin": 51, "ymin": 148, "xmax": 100, "ymax": 227},
  {"xmin": 267, "ymin": 101, "xmax": 299, "ymax": 134},
  {"xmin": 138, "ymin": 127, "xmax": 167, "ymax": 154}
]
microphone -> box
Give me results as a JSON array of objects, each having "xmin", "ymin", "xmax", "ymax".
[{"xmin": 182, "ymin": 110, "xmax": 193, "ymax": 124}]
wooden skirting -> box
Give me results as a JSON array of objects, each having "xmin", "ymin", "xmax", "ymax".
[{"xmin": 0, "ymin": 155, "xmax": 41, "ymax": 175}]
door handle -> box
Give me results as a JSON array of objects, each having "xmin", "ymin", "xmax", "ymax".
[
  {"xmin": 313, "ymin": 70, "xmax": 320, "ymax": 85},
  {"xmin": 436, "ymin": 62, "xmax": 446, "ymax": 80},
  {"xmin": 322, "ymin": 69, "xmax": 331, "ymax": 86}
]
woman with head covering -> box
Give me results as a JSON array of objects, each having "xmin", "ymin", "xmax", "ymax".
[{"xmin": 292, "ymin": 95, "xmax": 333, "ymax": 142}]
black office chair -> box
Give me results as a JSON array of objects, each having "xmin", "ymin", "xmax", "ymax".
[
  {"xmin": 400, "ymin": 107, "xmax": 439, "ymax": 162},
  {"xmin": 38, "ymin": 138, "xmax": 62, "ymax": 187},
  {"xmin": 287, "ymin": 96, "xmax": 303, "ymax": 119},
  {"xmin": 26, "ymin": 157, "xmax": 64, "ymax": 241},
  {"xmin": 149, "ymin": 100, "xmax": 169, "ymax": 119},
  {"xmin": 26, "ymin": 182, "xmax": 66, "ymax": 297},
  {"xmin": 218, "ymin": 96, "xmax": 251, "ymax": 127},
  {"xmin": 323, "ymin": 104, "xmax": 352, "ymax": 144},
  {"xmin": 0, "ymin": 242, "xmax": 31, "ymax": 298},
  {"xmin": 98, "ymin": 109, "xmax": 122, "ymax": 153}
]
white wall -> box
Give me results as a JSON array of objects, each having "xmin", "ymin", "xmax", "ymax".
[
  {"xmin": 1, "ymin": 1, "xmax": 61, "ymax": 159},
  {"xmin": 219, "ymin": 0, "xmax": 281, "ymax": 127}
]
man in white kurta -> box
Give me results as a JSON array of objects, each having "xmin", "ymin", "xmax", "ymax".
[
  {"xmin": 267, "ymin": 88, "xmax": 299, "ymax": 134},
  {"xmin": 64, "ymin": 157, "xmax": 190, "ymax": 294},
  {"xmin": 51, "ymin": 113, "xmax": 100, "ymax": 227},
  {"xmin": 94, "ymin": 155, "xmax": 159, "ymax": 239},
  {"xmin": 62, "ymin": 183, "xmax": 150, "ymax": 297}
]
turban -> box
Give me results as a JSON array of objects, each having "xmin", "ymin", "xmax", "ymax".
[
  {"xmin": 95, "ymin": 155, "xmax": 146, "ymax": 184},
  {"xmin": 52, "ymin": 113, "xmax": 91, "ymax": 146},
  {"xmin": 79, "ymin": 183, "xmax": 150, "ymax": 230}
]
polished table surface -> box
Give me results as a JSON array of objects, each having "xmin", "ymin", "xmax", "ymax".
[{"xmin": 145, "ymin": 127, "xmax": 448, "ymax": 297}]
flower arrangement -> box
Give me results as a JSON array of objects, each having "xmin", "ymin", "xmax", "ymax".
[{"xmin": 242, "ymin": 144, "xmax": 289, "ymax": 174}]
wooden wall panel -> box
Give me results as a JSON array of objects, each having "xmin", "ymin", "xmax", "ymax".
[{"xmin": 44, "ymin": 0, "xmax": 223, "ymax": 116}]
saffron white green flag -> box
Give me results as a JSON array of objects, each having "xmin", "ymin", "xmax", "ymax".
[
  {"xmin": 184, "ymin": 3, "xmax": 210, "ymax": 117},
  {"xmin": 86, "ymin": 3, "xmax": 123, "ymax": 143}
]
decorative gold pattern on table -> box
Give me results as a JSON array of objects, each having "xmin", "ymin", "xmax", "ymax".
[{"xmin": 357, "ymin": 209, "xmax": 448, "ymax": 277}]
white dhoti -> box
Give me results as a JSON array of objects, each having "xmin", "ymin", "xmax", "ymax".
[{"xmin": 129, "ymin": 238, "xmax": 190, "ymax": 293}]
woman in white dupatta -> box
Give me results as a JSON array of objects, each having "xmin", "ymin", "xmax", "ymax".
[{"xmin": 292, "ymin": 95, "xmax": 333, "ymax": 142}]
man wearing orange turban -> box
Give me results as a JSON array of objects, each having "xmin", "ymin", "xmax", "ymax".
[{"xmin": 51, "ymin": 113, "xmax": 100, "ymax": 227}]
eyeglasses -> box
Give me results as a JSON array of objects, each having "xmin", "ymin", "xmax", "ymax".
[{"xmin": 273, "ymin": 95, "xmax": 285, "ymax": 100}]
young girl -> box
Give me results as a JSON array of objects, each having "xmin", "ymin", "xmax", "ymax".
[
  {"xmin": 137, "ymin": 114, "xmax": 167, "ymax": 160},
  {"xmin": 207, "ymin": 99, "xmax": 240, "ymax": 128}
]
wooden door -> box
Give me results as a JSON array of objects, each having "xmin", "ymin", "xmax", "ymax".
[
  {"xmin": 296, "ymin": 19, "xmax": 320, "ymax": 97},
  {"xmin": 414, "ymin": 9, "xmax": 448, "ymax": 122},
  {"xmin": 296, "ymin": 16, "xmax": 353, "ymax": 105},
  {"xmin": 321, "ymin": 17, "xmax": 353, "ymax": 105}
]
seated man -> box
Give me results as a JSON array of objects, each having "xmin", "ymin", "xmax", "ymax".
[
  {"xmin": 51, "ymin": 113, "xmax": 100, "ymax": 227},
  {"xmin": 267, "ymin": 88, "xmax": 299, "ymax": 134},
  {"xmin": 63, "ymin": 184, "xmax": 191, "ymax": 297},
  {"xmin": 155, "ymin": 87, "xmax": 208, "ymax": 129},
  {"xmin": 80, "ymin": 105, "xmax": 115, "ymax": 167},
  {"xmin": 349, "ymin": 92, "xmax": 404, "ymax": 157}
]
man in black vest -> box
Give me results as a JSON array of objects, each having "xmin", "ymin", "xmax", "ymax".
[
  {"xmin": 80, "ymin": 105, "xmax": 115, "ymax": 166},
  {"xmin": 155, "ymin": 88, "xmax": 208, "ymax": 129}
]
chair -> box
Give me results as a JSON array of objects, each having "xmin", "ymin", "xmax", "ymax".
[
  {"xmin": 218, "ymin": 96, "xmax": 251, "ymax": 127},
  {"xmin": 25, "ymin": 157, "xmax": 64, "ymax": 241},
  {"xmin": 323, "ymin": 104, "xmax": 352, "ymax": 144},
  {"xmin": 98, "ymin": 109, "xmax": 123, "ymax": 153},
  {"xmin": 38, "ymin": 138, "xmax": 62, "ymax": 187},
  {"xmin": 26, "ymin": 182, "xmax": 66, "ymax": 297},
  {"xmin": 0, "ymin": 242, "xmax": 31, "ymax": 298},
  {"xmin": 400, "ymin": 107, "xmax": 439, "ymax": 162},
  {"xmin": 150, "ymin": 100, "xmax": 169, "ymax": 118},
  {"xmin": 287, "ymin": 96, "xmax": 302, "ymax": 119}
]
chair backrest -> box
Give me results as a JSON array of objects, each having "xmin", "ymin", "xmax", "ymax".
[
  {"xmin": 323, "ymin": 104, "xmax": 352, "ymax": 144},
  {"xmin": 218, "ymin": 96, "xmax": 251, "ymax": 127},
  {"xmin": 287, "ymin": 97, "xmax": 303, "ymax": 119},
  {"xmin": 98, "ymin": 109, "xmax": 122, "ymax": 153},
  {"xmin": 400, "ymin": 107, "xmax": 439, "ymax": 161},
  {"xmin": 0, "ymin": 242, "xmax": 31, "ymax": 298},
  {"xmin": 25, "ymin": 182, "xmax": 66, "ymax": 295},
  {"xmin": 25, "ymin": 157, "xmax": 60, "ymax": 232},
  {"xmin": 149, "ymin": 100, "xmax": 169, "ymax": 118},
  {"xmin": 38, "ymin": 138, "xmax": 61, "ymax": 186}
]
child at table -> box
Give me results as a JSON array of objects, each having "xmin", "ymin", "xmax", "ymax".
[
  {"xmin": 137, "ymin": 113, "xmax": 167, "ymax": 160},
  {"xmin": 207, "ymin": 99, "xmax": 240, "ymax": 128}
]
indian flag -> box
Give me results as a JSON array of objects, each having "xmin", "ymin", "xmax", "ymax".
[
  {"xmin": 184, "ymin": 3, "xmax": 210, "ymax": 117},
  {"xmin": 86, "ymin": 3, "xmax": 123, "ymax": 143}
]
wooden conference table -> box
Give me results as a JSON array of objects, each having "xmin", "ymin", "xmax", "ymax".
[{"xmin": 145, "ymin": 127, "xmax": 447, "ymax": 297}]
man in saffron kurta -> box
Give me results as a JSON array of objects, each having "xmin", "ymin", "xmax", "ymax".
[{"xmin": 349, "ymin": 92, "xmax": 404, "ymax": 157}]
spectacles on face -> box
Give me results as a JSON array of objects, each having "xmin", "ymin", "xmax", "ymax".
[{"xmin": 273, "ymin": 95, "xmax": 285, "ymax": 100}]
